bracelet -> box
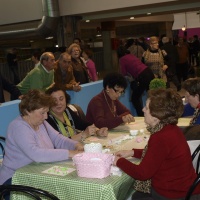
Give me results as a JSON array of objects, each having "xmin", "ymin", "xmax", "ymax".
[{"xmin": 80, "ymin": 131, "xmax": 86, "ymax": 143}]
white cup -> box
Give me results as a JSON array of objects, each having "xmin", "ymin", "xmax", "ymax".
[{"xmin": 130, "ymin": 130, "xmax": 139, "ymax": 136}]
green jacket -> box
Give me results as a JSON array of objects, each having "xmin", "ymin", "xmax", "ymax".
[{"xmin": 17, "ymin": 64, "xmax": 54, "ymax": 94}]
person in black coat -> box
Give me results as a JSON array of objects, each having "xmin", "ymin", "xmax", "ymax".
[
  {"xmin": 6, "ymin": 48, "xmax": 20, "ymax": 84},
  {"xmin": 0, "ymin": 73, "xmax": 22, "ymax": 103},
  {"xmin": 161, "ymin": 37, "xmax": 181, "ymax": 91}
]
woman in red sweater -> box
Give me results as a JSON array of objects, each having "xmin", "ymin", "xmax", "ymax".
[
  {"xmin": 113, "ymin": 89, "xmax": 200, "ymax": 200},
  {"xmin": 86, "ymin": 72, "xmax": 135, "ymax": 129}
]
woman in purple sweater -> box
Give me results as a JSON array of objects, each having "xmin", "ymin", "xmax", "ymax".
[
  {"xmin": 0, "ymin": 89, "xmax": 83, "ymax": 188},
  {"xmin": 118, "ymin": 46, "xmax": 154, "ymax": 116}
]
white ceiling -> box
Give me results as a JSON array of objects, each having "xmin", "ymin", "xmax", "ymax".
[{"xmin": 0, "ymin": 0, "xmax": 200, "ymax": 47}]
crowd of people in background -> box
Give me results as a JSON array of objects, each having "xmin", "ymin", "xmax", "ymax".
[{"xmin": 1, "ymin": 34, "xmax": 200, "ymax": 199}]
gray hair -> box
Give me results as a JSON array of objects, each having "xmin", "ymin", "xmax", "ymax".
[
  {"xmin": 58, "ymin": 52, "xmax": 71, "ymax": 61},
  {"xmin": 40, "ymin": 52, "xmax": 54, "ymax": 64}
]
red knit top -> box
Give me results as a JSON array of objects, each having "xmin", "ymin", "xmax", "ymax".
[{"xmin": 117, "ymin": 124, "xmax": 200, "ymax": 198}]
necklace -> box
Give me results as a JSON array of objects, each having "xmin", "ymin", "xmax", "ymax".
[{"xmin": 103, "ymin": 90, "xmax": 116, "ymax": 117}]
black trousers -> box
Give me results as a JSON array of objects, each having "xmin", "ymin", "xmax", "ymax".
[
  {"xmin": 131, "ymin": 67, "xmax": 154, "ymax": 116},
  {"xmin": 2, "ymin": 178, "xmax": 12, "ymax": 200},
  {"xmin": 176, "ymin": 62, "xmax": 189, "ymax": 83},
  {"xmin": 165, "ymin": 71, "xmax": 181, "ymax": 91}
]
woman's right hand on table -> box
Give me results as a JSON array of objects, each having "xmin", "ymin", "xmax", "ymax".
[
  {"xmin": 122, "ymin": 114, "xmax": 135, "ymax": 123},
  {"xmin": 115, "ymin": 150, "xmax": 134, "ymax": 158}
]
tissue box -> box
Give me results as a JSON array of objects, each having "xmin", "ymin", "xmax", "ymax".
[
  {"xmin": 73, "ymin": 153, "xmax": 114, "ymax": 179},
  {"xmin": 84, "ymin": 143, "xmax": 102, "ymax": 153}
]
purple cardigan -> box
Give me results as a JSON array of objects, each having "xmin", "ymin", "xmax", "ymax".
[
  {"xmin": 119, "ymin": 54, "xmax": 147, "ymax": 79},
  {"xmin": 0, "ymin": 116, "xmax": 78, "ymax": 184}
]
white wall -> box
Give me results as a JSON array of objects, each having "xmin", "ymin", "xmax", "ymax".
[
  {"xmin": 0, "ymin": 0, "xmax": 177, "ymax": 25},
  {"xmin": 58, "ymin": 0, "xmax": 177, "ymax": 15},
  {"xmin": 0, "ymin": 0, "xmax": 42, "ymax": 25},
  {"xmin": 172, "ymin": 12, "xmax": 200, "ymax": 30}
]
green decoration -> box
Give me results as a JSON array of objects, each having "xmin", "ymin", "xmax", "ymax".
[{"xmin": 149, "ymin": 78, "xmax": 166, "ymax": 90}]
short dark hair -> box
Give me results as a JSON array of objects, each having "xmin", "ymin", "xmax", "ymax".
[
  {"xmin": 147, "ymin": 88, "xmax": 184, "ymax": 125},
  {"xmin": 183, "ymin": 78, "xmax": 200, "ymax": 98},
  {"xmin": 73, "ymin": 37, "xmax": 81, "ymax": 43},
  {"xmin": 19, "ymin": 89, "xmax": 55, "ymax": 116},
  {"xmin": 103, "ymin": 72, "xmax": 127, "ymax": 90},
  {"xmin": 81, "ymin": 49, "xmax": 93, "ymax": 59},
  {"xmin": 45, "ymin": 85, "xmax": 71, "ymax": 104},
  {"xmin": 32, "ymin": 51, "xmax": 41, "ymax": 60},
  {"xmin": 117, "ymin": 46, "xmax": 130, "ymax": 58}
]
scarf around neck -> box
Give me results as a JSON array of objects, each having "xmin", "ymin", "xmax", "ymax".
[{"xmin": 190, "ymin": 103, "xmax": 200, "ymax": 125}]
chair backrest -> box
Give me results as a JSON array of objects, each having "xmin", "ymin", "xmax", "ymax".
[
  {"xmin": 0, "ymin": 136, "xmax": 5, "ymax": 158},
  {"xmin": 191, "ymin": 144, "xmax": 200, "ymax": 174},
  {"xmin": 0, "ymin": 185, "xmax": 60, "ymax": 200},
  {"xmin": 185, "ymin": 173, "xmax": 200, "ymax": 200},
  {"xmin": 68, "ymin": 104, "xmax": 87, "ymax": 121}
]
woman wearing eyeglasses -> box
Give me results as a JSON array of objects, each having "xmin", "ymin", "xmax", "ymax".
[
  {"xmin": 67, "ymin": 43, "xmax": 90, "ymax": 84},
  {"xmin": 86, "ymin": 72, "xmax": 135, "ymax": 129},
  {"xmin": 142, "ymin": 36, "xmax": 167, "ymax": 78},
  {"xmin": 182, "ymin": 77, "xmax": 200, "ymax": 125}
]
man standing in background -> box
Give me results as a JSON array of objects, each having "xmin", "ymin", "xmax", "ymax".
[
  {"xmin": 17, "ymin": 52, "xmax": 55, "ymax": 94},
  {"xmin": 6, "ymin": 48, "xmax": 20, "ymax": 84},
  {"xmin": 161, "ymin": 37, "xmax": 181, "ymax": 91}
]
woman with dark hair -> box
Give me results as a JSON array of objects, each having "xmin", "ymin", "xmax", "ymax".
[
  {"xmin": 118, "ymin": 46, "xmax": 154, "ymax": 116},
  {"xmin": 46, "ymin": 85, "xmax": 108, "ymax": 141},
  {"xmin": 182, "ymin": 77, "xmax": 200, "ymax": 125},
  {"xmin": 113, "ymin": 89, "xmax": 200, "ymax": 199},
  {"xmin": 86, "ymin": 72, "xmax": 135, "ymax": 129},
  {"xmin": 81, "ymin": 49, "xmax": 98, "ymax": 81},
  {"xmin": 0, "ymin": 89, "xmax": 83, "ymax": 188}
]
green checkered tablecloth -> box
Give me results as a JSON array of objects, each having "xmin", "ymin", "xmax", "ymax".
[{"xmin": 12, "ymin": 161, "xmax": 135, "ymax": 200}]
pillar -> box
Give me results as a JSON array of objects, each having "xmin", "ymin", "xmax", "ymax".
[
  {"xmin": 57, "ymin": 16, "xmax": 82, "ymax": 48},
  {"xmin": 101, "ymin": 21, "xmax": 118, "ymax": 71}
]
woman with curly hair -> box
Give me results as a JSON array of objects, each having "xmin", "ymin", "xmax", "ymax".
[
  {"xmin": 67, "ymin": 43, "xmax": 90, "ymax": 84},
  {"xmin": 113, "ymin": 89, "xmax": 200, "ymax": 199}
]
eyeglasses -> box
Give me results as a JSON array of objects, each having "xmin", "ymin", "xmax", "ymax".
[
  {"xmin": 112, "ymin": 88, "xmax": 125, "ymax": 96},
  {"xmin": 151, "ymin": 42, "xmax": 158, "ymax": 45},
  {"xmin": 72, "ymin": 49, "xmax": 80, "ymax": 53}
]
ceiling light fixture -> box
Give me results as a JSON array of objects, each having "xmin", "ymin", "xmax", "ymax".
[
  {"xmin": 130, "ymin": 17, "xmax": 135, "ymax": 20},
  {"xmin": 182, "ymin": 12, "xmax": 187, "ymax": 31},
  {"xmin": 45, "ymin": 36, "xmax": 54, "ymax": 40},
  {"xmin": 147, "ymin": 13, "xmax": 151, "ymax": 15},
  {"xmin": 86, "ymin": 20, "xmax": 90, "ymax": 23},
  {"xmin": 182, "ymin": 25, "xmax": 186, "ymax": 31}
]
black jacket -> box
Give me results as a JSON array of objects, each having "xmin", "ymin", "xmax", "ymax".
[
  {"xmin": 161, "ymin": 42, "xmax": 179, "ymax": 74},
  {"xmin": 46, "ymin": 106, "xmax": 91, "ymax": 135},
  {"xmin": 0, "ymin": 74, "xmax": 21, "ymax": 103}
]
